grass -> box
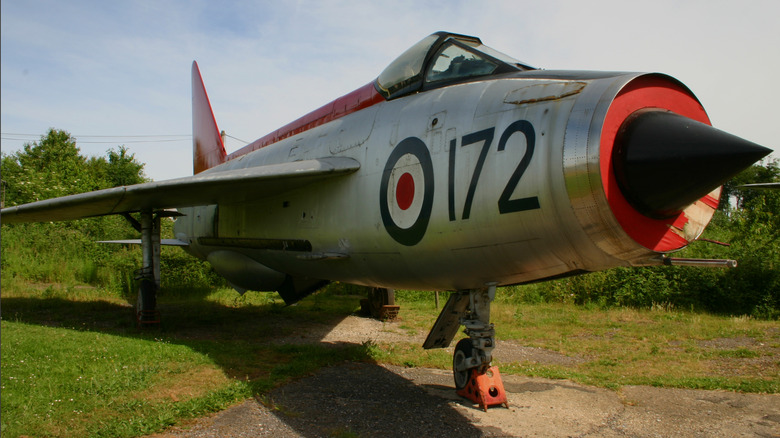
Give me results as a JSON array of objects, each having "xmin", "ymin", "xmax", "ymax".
[
  {"xmin": 1, "ymin": 282, "xmax": 778, "ymax": 437},
  {"xmin": 386, "ymin": 294, "xmax": 780, "ymax": 393},
  {"xmin": 1, "ymin": 322, "xmax": 248, "ymax": 437},
  {"xmin": 0, "ymin": 281, "xmax": 372, "ymax": 438}
]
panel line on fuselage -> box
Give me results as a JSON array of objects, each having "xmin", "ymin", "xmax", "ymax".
[{"xmin": 197, "ymin": 237, "xmax": 312, "ymax": 252}]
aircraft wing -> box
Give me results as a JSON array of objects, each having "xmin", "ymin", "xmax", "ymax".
[
  {"xmin": 1, "ymin": 157, "xmax": 360, "ymax": 224},
  {"xmin": 738, "ymin": 182, "xmax": 780, "ymax": 190},
  {"xmin": 97, "ymin": 239, "xmax": 190, "ymax": 246}
]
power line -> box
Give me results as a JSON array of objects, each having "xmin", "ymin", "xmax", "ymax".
[
  {"xmin": 1, "ymin": 132, "xmax": 191, "ymax": 138},
  {"xmin": 2, "ymin": 132, "xmax": 255, "ymax": 146},
  {"xmin": 1, "ymin": 133, "xmax": 192, "ymax": 145},
  {"xmin": 48, "ymin": 139, "xmax": 189, "ymax": 144}
]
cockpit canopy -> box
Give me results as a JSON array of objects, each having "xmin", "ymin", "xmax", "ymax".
[{"xmin": 376, "ymin": 32, "xmax": 535, "ymax": 100}]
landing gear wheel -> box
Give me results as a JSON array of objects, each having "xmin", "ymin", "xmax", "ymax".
[
  {"xmin": 136, "ymin": 277, "xmax": 159, "ymax": 326},
  {"xmin": 359, "ymin": 288, "xmax": 400, "ymax": 321},
  {"xmin": 453, "ymin": 338, "xmax": 475, "ymax": 390},
  {"xmin": 136, "ymin": 278, "xmax": 156, "ymax": 312}
]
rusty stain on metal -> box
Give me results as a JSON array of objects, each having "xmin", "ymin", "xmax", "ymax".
[{"xmin": 504, "ymin": 82, "xmax": 587, "ymax": 106}]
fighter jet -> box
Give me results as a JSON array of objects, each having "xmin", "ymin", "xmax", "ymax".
[{"xmin": 1, "ymin": 32, "xmax": 771, "ymax": 401}]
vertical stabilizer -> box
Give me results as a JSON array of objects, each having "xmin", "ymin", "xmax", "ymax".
[{"xmin": 192, "ymin": 61, "xmax": 227, "ymax": 174}]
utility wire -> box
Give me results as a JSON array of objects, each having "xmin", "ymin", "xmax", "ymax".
[
  {"xmin": 1, "ymin": 132, "xmax": 190, "ymax": 137},
  {"xmin": 1, "ymin": 133, "xmax": 192, "ymax": 144},
  {"xmin": 1, "ymin": 137, "xmax": 189, "ymax": 144}
]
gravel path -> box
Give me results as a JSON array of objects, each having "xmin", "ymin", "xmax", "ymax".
[
  {"xmin": 149, "ymin": 315, "xmax": 780, "ymax": 437},
  {"xmin": 151, "ymin": 362, "xmax": 780, "ymax": 437},
  {"xmin": 271, "ymin": 314, "xmax": 584, "ymax": 366}
]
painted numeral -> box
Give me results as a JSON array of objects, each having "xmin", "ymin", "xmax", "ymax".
[
  {"xmin": 448, "ymin": 120, "xmax": 539, "ymax": 221},
  {"xmin": 497, "ymin": 120, "xmax": 540, "ymax": 214},
  {"xmin": 460, "ymin": 128, "xmax": 495, "ymax": 220}
]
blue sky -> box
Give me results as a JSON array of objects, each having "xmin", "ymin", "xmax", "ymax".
[{"xmin": 2, "ymin": 0, "xmax": 778, "ymax": 181}]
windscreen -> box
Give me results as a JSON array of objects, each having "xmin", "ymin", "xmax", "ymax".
[
  {"xmin": 426, "ymin": 42, "xmax": 499, "ymax": 84},
  {"xmin": 376, "ymin": 35, "xmax": 439, "ymax": 98}
]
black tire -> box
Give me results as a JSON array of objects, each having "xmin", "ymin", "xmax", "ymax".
[
  {"xmin": 453, "ymin": 338, "xmax": 475, "ymax": 390},
  {"xmin": 136, "ymin": 278, "xmax": 157, "ymax": 322}
]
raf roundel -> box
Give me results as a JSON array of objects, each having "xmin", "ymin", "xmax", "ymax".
[{"xmin": 380, "ymin": 137, "xmax": 434, "ymax": 246}]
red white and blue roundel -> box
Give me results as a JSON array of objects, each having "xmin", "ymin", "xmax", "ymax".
[{"xmin": 380, "ymin": 137, "xmax": 434, "ymax": 246}]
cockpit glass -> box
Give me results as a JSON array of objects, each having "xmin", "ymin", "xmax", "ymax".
[
  {"xmin": 425, "ymin": 43, "xmax": 498, "ymax": 84},
  {"xmin": 375, "ymin": 32, "xmax": 536, "ymax": 100},
  {"xmin": 376, "ymin": 35, "xmax": 439, "ymax": 97},
  {"xmin": 474, "ymin": 44, "xmax": 534, "ymax": 70}
]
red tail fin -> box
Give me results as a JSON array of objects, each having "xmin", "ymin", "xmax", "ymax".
[{"xmin": 192, "ymin": 61, "xmax": 227, "ymax": 174}]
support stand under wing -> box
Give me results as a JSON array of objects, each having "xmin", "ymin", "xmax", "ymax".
[{"xmin": 423, "ymin": 285, "xmax": 508, "ymax": 410}]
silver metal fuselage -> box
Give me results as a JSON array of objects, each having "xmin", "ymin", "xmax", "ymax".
[{"xmin": 175, "ymin": 71, "xmax": 684, "ymax": 292}]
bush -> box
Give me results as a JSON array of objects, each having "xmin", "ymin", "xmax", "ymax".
[
  {"xmin": 505, "ymin": 162, "xmax": 779, "ymax": 319},
  {"xmin": 1, "ymin": 130, "xmax": 222, "ymax": 297}
]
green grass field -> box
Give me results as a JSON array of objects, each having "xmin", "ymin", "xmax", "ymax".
[{"xmin": 1, "ymin": 281, "xmax": 778, "ymax": 438}]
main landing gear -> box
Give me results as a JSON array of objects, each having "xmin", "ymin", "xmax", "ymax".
[
  {"xmin": 360, "ymin": 287, "xmax": 400, "ymax": 321},
  {"xmin": 123, "ymin": 209, "xmax": 163, "ymax": 326},
  {"xmin": 423, "ymin": 284, "xmax": 508, "ymax": 410}
]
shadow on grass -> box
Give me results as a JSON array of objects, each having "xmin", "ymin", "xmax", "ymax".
[
  {"xmin": 1, "ymin": 290, "xmax": 486, "ymax": 437},
  {"xmin": 1, "ymin": 289, "xmax": 364, "ymax": 379}
]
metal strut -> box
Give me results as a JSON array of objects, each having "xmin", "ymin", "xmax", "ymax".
[
  {"xmin": 458, "ymin": 284, "xmax": 497, "ymax": 374},
  {"xmin": 423, "ymin": 283, "xmax": 508, "ymax": 409},
  {"xmin": 136, "ymin": 209, "xmax": 161, "ymax": 326},
  {"xmin": 423, "ymin": 284, "xmax": 497, "ymax": 366}
]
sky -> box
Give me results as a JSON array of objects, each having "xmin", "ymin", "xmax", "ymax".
[{"xmin": 2, "ymin": 0, "xmax": 778, "ymax": 182}]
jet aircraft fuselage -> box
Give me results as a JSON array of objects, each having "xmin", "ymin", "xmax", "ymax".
[{"xmin": 174, "ymin": 33, "xmax": 766, "ymax": 303}]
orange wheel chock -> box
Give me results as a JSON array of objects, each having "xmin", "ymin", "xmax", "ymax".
[{"xmin": 456, "ymin": 366, "xmax": 509, "ymax": 411}]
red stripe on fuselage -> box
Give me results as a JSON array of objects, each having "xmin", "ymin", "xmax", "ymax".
[{"xmin": 226, "ymin": 82, "xmax": 385, "ymax": 160}]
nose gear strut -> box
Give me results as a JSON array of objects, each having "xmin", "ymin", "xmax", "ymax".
[{"xmin": 423, "ymin": 284, "xmax": 508, "ymax": 410}]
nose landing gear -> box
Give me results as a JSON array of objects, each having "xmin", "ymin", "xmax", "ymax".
[{"xmin": 424, "ymin": 284, "xmax": 508, "ymax": 410}]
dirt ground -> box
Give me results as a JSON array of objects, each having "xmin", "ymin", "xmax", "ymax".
[{"xmin": 151, "ymin": 315, "xmax": 780, "ymax": 438}]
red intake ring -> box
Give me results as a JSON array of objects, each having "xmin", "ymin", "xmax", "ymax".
[{"xmin": 600, "ymin": 76, "xmax": 717, "ymax": 252}]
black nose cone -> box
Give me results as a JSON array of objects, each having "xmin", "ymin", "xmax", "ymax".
[{"xmin": 612, "ymin": 109, "xmax": 772, "ymax": 218}]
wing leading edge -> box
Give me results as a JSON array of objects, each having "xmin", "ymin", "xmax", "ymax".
[{"xmin": 0, "ymin": 157, "xmax": 360, "ymax": 224}]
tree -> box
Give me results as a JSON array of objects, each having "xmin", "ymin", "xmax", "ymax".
[
  {"xmin": 2, "ymin": 129, "xmax": 89, "ymax": 205},
  {"xmin": 2, "ymin": 129, "xmax": 221, "ymax": 295},
  {"xmin": 1, "ymin": 129, "xmax": 147, "ymax": 207},
  {"xmin": 720, "ymin": 159, "xmax": 779, "ymax": 210},
  {"xmin": 106, "ymin": 146, "xmax": 146, "ymax": 187}
]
